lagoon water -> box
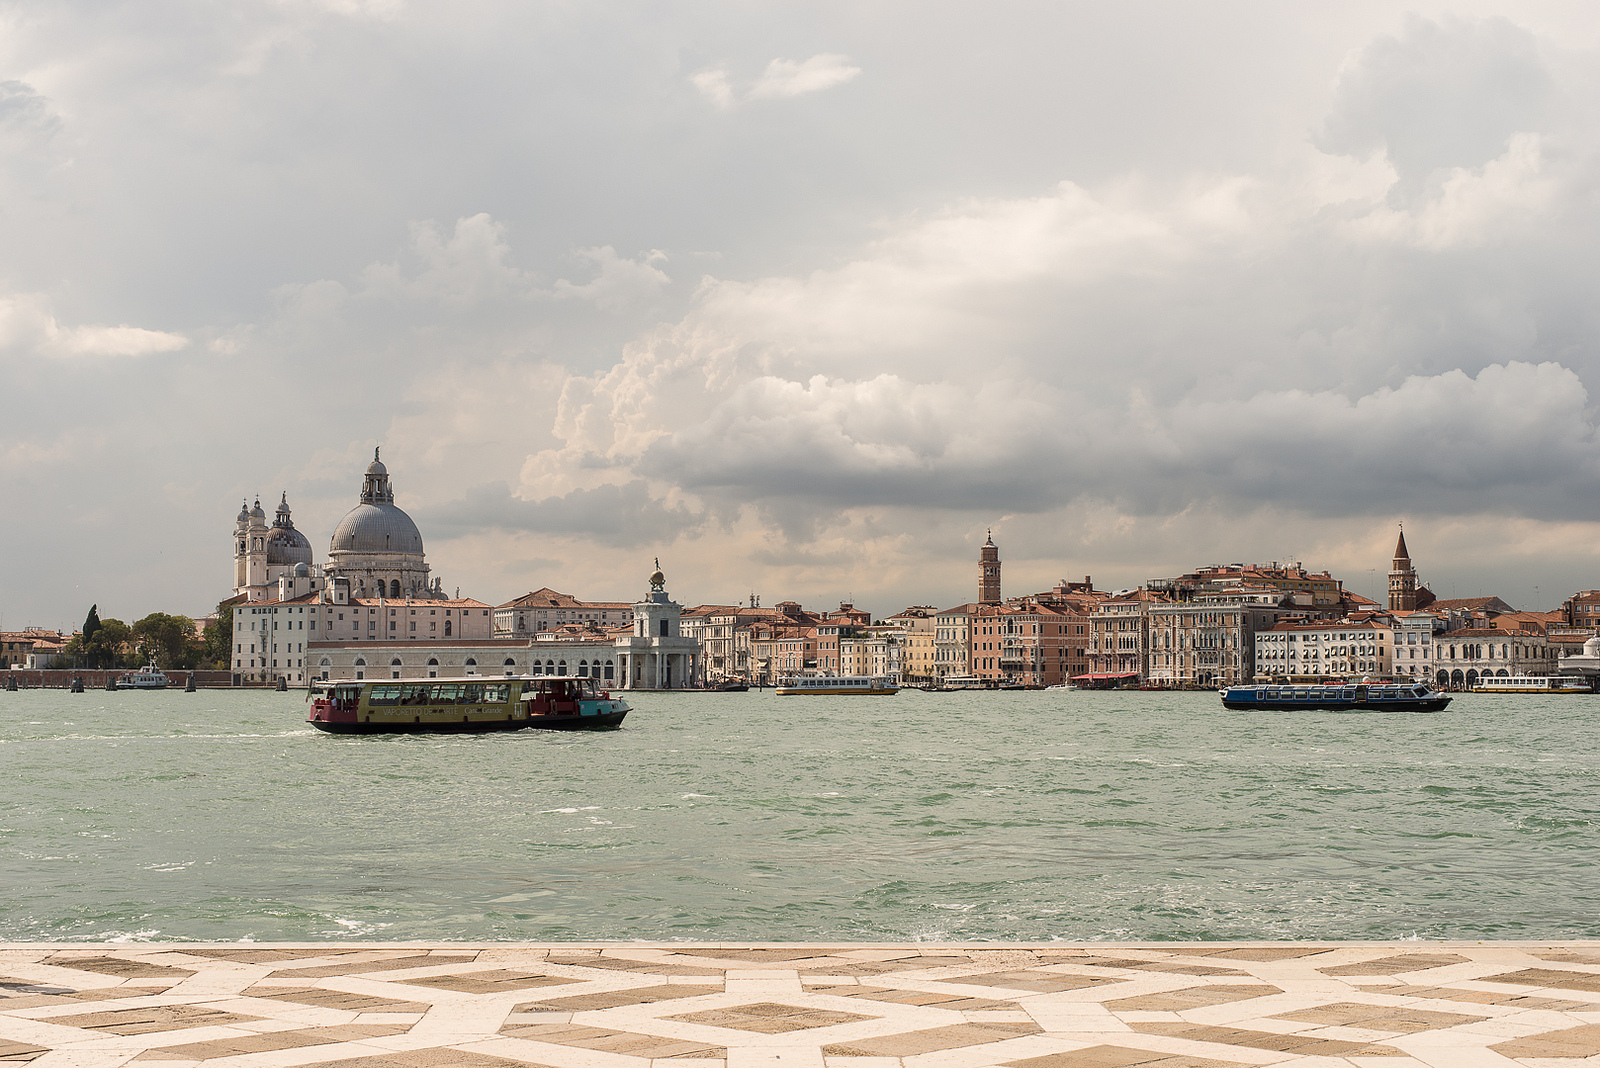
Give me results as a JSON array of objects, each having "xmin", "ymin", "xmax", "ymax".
[{"xmin": 2, "ymin": 687, "xmax": 1597, "ymax": 944}]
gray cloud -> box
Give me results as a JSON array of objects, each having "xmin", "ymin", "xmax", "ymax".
[
  {"xmin": 7, "ymin": 5, "xmax": 1600, "ymax": 625},
  {"xmin": 415, "ymin": 480, "xmax": 696, "ymax": 549}
]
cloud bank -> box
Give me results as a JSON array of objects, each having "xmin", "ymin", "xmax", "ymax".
[{"xmin": 4, "ymin": 4, "xmax": 1600, "ymax": 626}]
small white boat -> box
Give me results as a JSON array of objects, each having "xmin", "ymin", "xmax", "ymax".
[
  {"xmin": 1470, "ymin": 675, "xmax": 1594, "ymax": 694},
  {"xmin": 939, "ymin": 675, "xmax": 988, "ymax": 690},
  {"xmin": 116, "ymin": 662, "xmax": 169, "ymax": 690},
  {"xmin": 775, "ymin": 675, "xmax": 899, "ymax": 696}
]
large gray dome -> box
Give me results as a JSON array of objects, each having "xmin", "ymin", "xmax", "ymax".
[{"xmin": 330, "ymin": 503, "xmax": 424, "ymax": 555}]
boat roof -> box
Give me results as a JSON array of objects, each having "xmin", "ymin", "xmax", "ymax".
[{"xmin": 315, "ymin": 674, "xmax": 602, "ymax": 687}]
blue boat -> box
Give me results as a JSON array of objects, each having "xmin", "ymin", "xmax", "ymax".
[{"xmin": 1221, "ymin": 680, "xmax": 1450, "ymax": 713}]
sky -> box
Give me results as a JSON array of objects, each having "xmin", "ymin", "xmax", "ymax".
[{"xmin": 5, "ymin": 1, "xmax": 1600, "ymax": 629}]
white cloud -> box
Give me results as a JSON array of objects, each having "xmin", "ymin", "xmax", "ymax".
[
  {"xmin": 1348, "ymin": 132, "xmax": 1559, "ymax": 249},
  {"xmin": 0, "ymin": 294, "xmax": 189, "ymax": 358},
  {"xmin": 362, "ymin": 213, "xmax": 532, "ymax": 305},
  {"xmin": 692, "ymin": 53, "xmax": 860, "ymax": 109},
  {"xmin": 749, "ymin": 54, "xmax": 861, "ymax": 100},
  {"xmin": 553, "ymin": 247, "xmax": 670, "ymax": 312}
]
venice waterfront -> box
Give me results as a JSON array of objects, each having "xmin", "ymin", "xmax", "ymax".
[{"xmin": 1, "ymin": 687, "xmax": 1596, "ymax": 944}]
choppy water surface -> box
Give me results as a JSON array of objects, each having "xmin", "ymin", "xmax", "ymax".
[{"xmin": 2, "ymin": 688, "xmax": 1597, "ymax": 943}]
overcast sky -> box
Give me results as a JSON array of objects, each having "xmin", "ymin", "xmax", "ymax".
[{"xmin": 5, "ymin": 1, "xmax": 1600, "ymax": 629}]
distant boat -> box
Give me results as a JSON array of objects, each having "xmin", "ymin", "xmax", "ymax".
[
  {"xmin": 115, "ymin": 662, "xmax": 169, "ymax": 690},
  {"xmin": 775, "ymin": 675, "xmax": 899, "ymax": 696},
  {"xmin": 1470, "ymin": 675, "xmax": 1594, "ymax": 694},
  {"xmin": 938, "ymin": 675, "xmax": 987, "ymax": 690},
  {"xmin": 709, "ymin": 679, "xmax": 750, "ymax": 692}
]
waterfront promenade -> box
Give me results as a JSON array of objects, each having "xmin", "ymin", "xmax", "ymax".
[{"xmin": 4, "ymin": 942, "xmax": 1600, "ymax": 1066}]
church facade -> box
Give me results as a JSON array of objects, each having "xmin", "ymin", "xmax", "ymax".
[{"xmin": 229, "ymin": 451, "xmax": 698, "ymax": 688}]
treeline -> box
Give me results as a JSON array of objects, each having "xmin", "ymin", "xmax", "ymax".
[{"xmin": 56, "ymin": 604, "xmax": 235, "ymax": 670}]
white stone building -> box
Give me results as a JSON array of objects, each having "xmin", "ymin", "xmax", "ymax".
[{"xmin": 1254, "ymin": 619, "xmax": 1392, "ymax": 679}]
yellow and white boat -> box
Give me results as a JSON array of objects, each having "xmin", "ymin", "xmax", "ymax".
[{"xmin": 775, "ymin": 675, "xmax": 899, "ymax": 696}]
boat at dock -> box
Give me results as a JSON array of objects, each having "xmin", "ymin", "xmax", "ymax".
[
  {"xmin": 775, "ymin": 675, "xmax": 899, "ymax": 696},
  {"xmin": 114, "ymin": 662, "xmax": 169, "ymax": 690},
  {"xmin": 307, "ymin": 675, "xmax": 629, "ymax": 733},
  {"xmin": 1221, "ymin": 680, "xmax": 1450, "ymax": 713},
  {"xmin": 1470, "ymin": 674, "xmax": 1595, "ymax": 694}
]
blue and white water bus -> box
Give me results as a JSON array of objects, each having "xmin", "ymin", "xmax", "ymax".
[{"xmin": 1221, "ymin": 679, "xmax": 1450, "ymax": 713}]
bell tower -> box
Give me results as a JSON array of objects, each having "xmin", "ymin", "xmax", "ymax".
[
  {"xmin": 1389, "ymin": 526, "xmax": 1418, "ymax": 612},
  {"xmin": 979, "ymin": 531, "xmax": 1002, "ymax": 605}
]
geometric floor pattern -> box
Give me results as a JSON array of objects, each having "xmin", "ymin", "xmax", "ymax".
[{"xmin": 5, "ymin": 943, "xmax": 1600, "ymax": 1067}]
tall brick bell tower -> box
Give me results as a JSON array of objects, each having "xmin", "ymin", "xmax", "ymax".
[
  {"xmin": 1389, "ymin": 526, "xmax": 1418, "ymax": 612},
  {"xmin": 979, "ymin": 530, "xmax": 1002, "ymax": 605}
]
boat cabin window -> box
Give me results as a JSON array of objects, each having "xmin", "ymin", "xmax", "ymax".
[
  {"xmin": 1264, "ymin": 689, "xmax": 1279, "ymax": 698},
  {"xmin": 368, "ymin": 684, "xmax": 402, "ymax": 706}
]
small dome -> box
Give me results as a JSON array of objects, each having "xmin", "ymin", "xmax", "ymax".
[
  {"xmin": 367, "ymin": 446, "xmax": 387, "ymax": 477},
  {"xmin": 250, "ymin": 498, "xmax": 266, "ymax": 520},
  {"xmin": 266, "ymin": 525, "xmax": 314, "ymax": 567},
  {"xmin": 293, "ymin": 561, "xmax": 310, "ymax": 578},
  {"xmin": 237, "ymin": 501, "xmax": 250, "ymax": 523},
  {"xmin": 1585, "ymin": 636, "xmax": 1600, "ymax": 658}
]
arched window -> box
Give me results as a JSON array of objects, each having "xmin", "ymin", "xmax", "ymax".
[
  {"xmin": 444, "ymin": 619, "xmax": 452, "ymax": 636},
  {"xmin": 504, "ymin": 657, "xmax": 516, "ymax": 677},
  {"xmin": 354, "ymin": 658, "xmax": 367, "ymax": 666},
  {"xmin": 391, "ymin": 658, "xmax": 403, "ymax": 666},
  {"xmin": 604, "ymin": 659, "xmax": 614, "ymax": 680},
  {"xmin": 557, "ymin": 660, "xmax": 567, "ymax": 676},
  {"xmin": 428, "ymin": 658, "xmax": 439, "ymax": 665},
  {"xmin": 390, "ymin": 579, "xmax": 401, "ymax": 599},
  {"xmin": 464, "ymin": 657, "xmax": 476, "ymax": 666},
  {"xmin": 579, "ymin": 659, "xmax": 588, "ymax": 677}
]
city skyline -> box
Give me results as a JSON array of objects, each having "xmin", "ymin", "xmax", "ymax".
[{"xmin": 6, "ymin": 3, "xmax": 1600, "ymax": 628}]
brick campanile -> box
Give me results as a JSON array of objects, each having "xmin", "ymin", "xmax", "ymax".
[
  {"xmin": 979, "ymin": 530, "xmax": 1002, "ymax": 605},
  {"xmin": 1389, "ymin": 526, "xmax": 1418, "ymax": 612}
]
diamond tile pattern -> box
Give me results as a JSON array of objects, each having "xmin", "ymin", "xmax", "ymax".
[{"xmin": 5, "ymin": 942, "xmax": 1600, "ymax": 1067}]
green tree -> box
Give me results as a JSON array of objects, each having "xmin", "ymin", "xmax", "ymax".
[
  {"xmin": 199, "ymin": 603, "xmax": 234, "ymax": 669},
  {"xmin": 85, "ymin": 618, "xmax": 134, "ymax": 669},
  {"xmin": 131, "ymin": 613, "xmax": 200, "ymax": 669}
]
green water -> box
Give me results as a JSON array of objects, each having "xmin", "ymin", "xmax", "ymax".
[{"xmin": 1, "ymin": 687, "xmax": 1596, "ymax": 943}]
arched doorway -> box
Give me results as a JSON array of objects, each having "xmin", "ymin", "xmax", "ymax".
[
  {"xmin": 1450, "ymin": 669, "xmax": 1464, "ymax": 689},
  {"xmin": 1435, "ymin": 670, "xmax": 1449, "ymax": 688},
  {"xmin": 1465, "ymin": 669, "xmax": 1478, "ymax": 687},
  {"xmin": 427, "ymin": 657, "xmax": 439, "ymax": 678},
  {"xmin": 354, "ymin": 657, "xmax": 366, "ymax": 680},
  {"xmin": 464, "ymin": 657, "xmax": 477, "ymax": 675},
  {"xmin": 503, "ymin": 658, "xmax": 516, "ymax": 676},
  {"xmin": 390, "ymin": 657, "xmax": 403, "ymax": 679}
]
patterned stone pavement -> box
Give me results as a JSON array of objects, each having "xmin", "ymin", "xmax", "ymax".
[{"xmin": 5, "ymin": 943, "xmax": 1600, "ymax": 1067}]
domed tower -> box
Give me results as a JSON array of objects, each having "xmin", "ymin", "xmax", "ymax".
[
  {"xmin": 235, "ymin": 493, "xmax": 316, "ymax": 601},
  {"xmin": 233, "ymin": 500, "xmax": 253, "ymax": 593},
  {"xmin": 979, "ymin": 530, "xmax": 1002, "ymax": 605},
  {"xmin": 1389, "ymin": 526, "xmax": 1418, "ymax": 612},
  {"xmin": 325, "ymin": 448, "xmax": 438, "ymax": 600},
  {"xmin": 266, "ymin": 492, "xmax": 314, "ymax": 570}
]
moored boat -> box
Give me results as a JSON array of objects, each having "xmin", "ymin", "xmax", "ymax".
[
  {"xmin": 115, "ymin": 662, "xmax": 169, "ymax": 690},
  {"xmin": 775, "ymin": 675, "xmax": 898, "ymax": 696},
  {"xmin": 307, "ymin": 675, "xmax": 629, "ymax": 733},
  {"xmin": 1221, "ymin": 680, "xmax": 1450, "ymax": 713},
  {"xmin": 1470, "ymin": 674, "xmax": 1595, "ymax": 694}
]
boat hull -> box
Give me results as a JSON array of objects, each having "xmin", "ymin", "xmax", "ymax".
[
  {"xmin": 1221, "ymin": 696, "xmax": 1449, "ymax": 713},
  {"xmin": 309, "ymin": 709, "xmax": 627, "ymax": 734}
]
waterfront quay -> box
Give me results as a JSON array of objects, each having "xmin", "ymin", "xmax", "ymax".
[{"xmin": 5, "ymin": 941, "xmax": 1600, "ymax": 1066}]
